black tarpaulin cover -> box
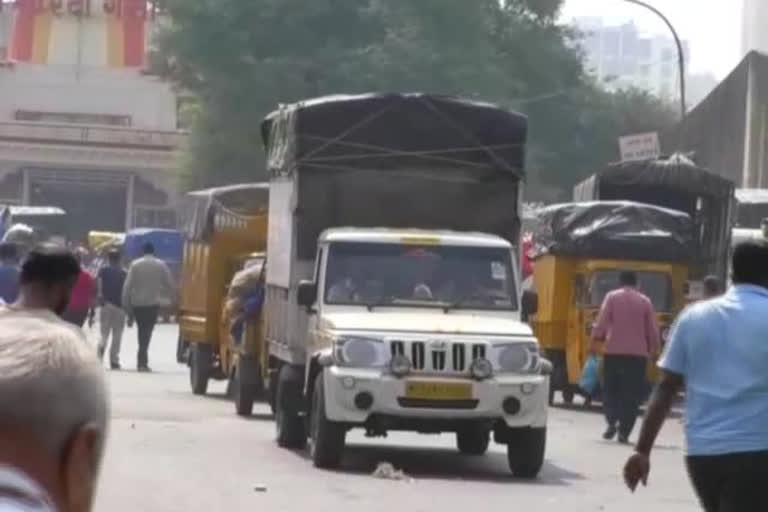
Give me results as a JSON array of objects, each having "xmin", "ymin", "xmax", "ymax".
[
  {"xmin": 261, "ymin": 93, "xmax": 527, "ymax": 177},
  {"xmin": 573, "ymin": 154, "xmax": 734, "ymax": 202},
  {"xmin": 533, "ymin": 201, "xmax": 695, "ymax": 262},
  {"xmin": 181, "ymin": 183, "xmax": 268, "ymax": 240}
]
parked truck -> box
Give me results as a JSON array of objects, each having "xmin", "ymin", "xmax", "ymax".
[
  {"xmin": 260, "ymin": 93, "xmax": 550, "ymax": 477},
  {"xmin": 574, "ymin": 155, "xmax": 735, "ymax": 285}
]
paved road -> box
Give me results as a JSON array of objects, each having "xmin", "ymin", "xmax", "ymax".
[{"xmin": 89, "ymin": 323, "xmax": 700, "ymax": 512}]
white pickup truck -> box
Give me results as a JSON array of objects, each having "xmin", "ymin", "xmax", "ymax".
[
  {"xmin": 261, "ymin": 93, "xmax": 548, "ymax": 477},
  {"xmin": 290, "ymin": 228, "xmax": 549, "ymax": 476}
]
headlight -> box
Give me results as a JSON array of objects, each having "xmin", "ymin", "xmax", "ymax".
[
  {"xmin": 390, "ymin": 354, "xmax": 411, "ymax": 377},
  {"xmin": 470, "ymin": 358, "xmax": 493, "ymax": 380},
  {"xmin": 334, "ymin": 336, "xmax": 389, "ymax": 367},
  {"xmin": 495, "ymin": 343, "xmax": 538, "ymax": 373}
]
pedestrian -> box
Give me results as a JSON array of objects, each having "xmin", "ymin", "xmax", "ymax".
[
  {"xmin": 122, "ymin": 242, "xmax": 175, "ymax": 372},
  {"xmin": 61, "ymin": 251, "xmax": 96, "ymax": 328},
  {"xmin": 702, "ymin": 275, "xmax": 722, "ymax": 299},
  {"xmin": 97, "ymin": 250, "xmax": 127, "ymax": 370},
  {"xmin": 590, "ymin": 270, "xmax": 660, "ymax": 444},
  {"xmin": 0, "ymin": 245, "xmax": 83, "ymax": 334},
  {"xmin": 0, "ymin": 241, "xmax": 20, "ymax": 304},
  {"xmin": 624, "ymin": 241, "xmax": 768, "ymax": 511},
  {"xmin": 0, "ymin": 312, "xmax": 109, "ymax": 512}
]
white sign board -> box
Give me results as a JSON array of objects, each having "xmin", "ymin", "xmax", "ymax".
[{"xmin": 619, "ymin": 132, "xmax": 660, "ymax": 162}]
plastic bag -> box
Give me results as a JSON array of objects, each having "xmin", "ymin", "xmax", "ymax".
[{"xmin": 579, "ymin": 355, "xmax": 601, "ymax": 396}]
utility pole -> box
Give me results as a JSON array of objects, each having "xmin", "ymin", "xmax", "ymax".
[{"xmin": 622, "ymin": 0, "xmax": 687, "ymax": 148}]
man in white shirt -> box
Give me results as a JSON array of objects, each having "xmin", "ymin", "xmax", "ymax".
[
  {"xmin": 0, "ymin": 312, "xmax": 109, "ymax": 512},
  {"xmin": 122, "ymin": 242, "xmax": 175, "ymax": 372}
]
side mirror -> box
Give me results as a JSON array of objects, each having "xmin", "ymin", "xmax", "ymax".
[{"xmin": 297, "ymin": 280, "xmax": 318, "ymax": 308}]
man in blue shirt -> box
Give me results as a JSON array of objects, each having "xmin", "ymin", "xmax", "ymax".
[
  {"xmin": 0, "ymin": 242, "xmax": 20, "ymax": 304},
  {"xmin": 97, "ymin": 250, "xmax": 127, "ymax": 370},
  {"xmin": 624, "ymin": 241, "xmax": 768, "ymax": 511}
]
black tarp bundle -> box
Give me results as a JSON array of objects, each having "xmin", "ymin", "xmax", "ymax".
[
  {"xmin": 180, "ymin": 183, "xmax": 268, "ymax": 241},
  {"xmin": 533, "ymin": 201, "xmax": 695, "ymax": 262},
  {"xmin": 261, "ymin": 93, "xmax": 528, "ymax": 258},
  {"xmin": 573, "ymin": 154, "xmax": 734, "ymax": 279}
]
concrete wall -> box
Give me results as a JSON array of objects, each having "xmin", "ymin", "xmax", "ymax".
[{"xmin": 0, "ymin": 64, "xmax": 177, "ymax": 130}]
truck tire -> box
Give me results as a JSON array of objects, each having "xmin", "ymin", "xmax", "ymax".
[
  {"xmin": 456, "ymin": 426, "xmax": 490, "ymax": 455},
  {"xmin": 176, "ymin": 333, "xmax": 189, "ymax": 364},
  {"xmin": 189, "ymin": 344, "xmax": 212, "ymax": 395},
  {"xmin": 309, "ymin": 373, "xmax": 346, "ymax": 468},
  {"xmin": 233, "ymin": 359, "xmax": 261, "ymax": 417},
  {"xmin": 275, "ymin": 365, "xmax": 306, "ymax": 448},
  {"xmin": 506, "ymin": 427, "xmax": 546, "ymax": 479}
]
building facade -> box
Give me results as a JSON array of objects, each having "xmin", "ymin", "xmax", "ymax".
[
  {"xmin": 670, "ymin": 51, "xmax": 768, "ymax": 189},
  {"xmin": 574, "ymin": 17, "xmax": 690, "ymax": 103},
  {"xmin": 0, "ymin": 0, "xmax": 184, "ymax": 241}
]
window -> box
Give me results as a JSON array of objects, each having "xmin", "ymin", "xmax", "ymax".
[
  {"xmin": 14, "ymin": 110, "xmax": 132, "ymax": 127},
  {"xmin": 587, "ymin": 270, "xmax": 672, "ymax": 312},
  {"xmin": 324, "ymin": 242, "xmax": 517, "ymax": 311}
]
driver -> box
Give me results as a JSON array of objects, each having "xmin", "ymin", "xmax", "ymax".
[{"xmin": 328, "ymin": 276, "xmax": 357, "ymax": 303}]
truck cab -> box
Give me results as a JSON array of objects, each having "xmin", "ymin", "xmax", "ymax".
[{"xmin": 290, "ymin": 228, "xmax": 548, "ymax": 476}]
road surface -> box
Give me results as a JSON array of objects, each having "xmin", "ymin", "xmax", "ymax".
[{"xmin": 90, "ymin": 323, "xmax": 700, "ymax": 512}]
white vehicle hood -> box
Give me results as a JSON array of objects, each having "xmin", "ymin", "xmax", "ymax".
[{"xmin": 320, "ymin": 310, "xmax": 534, "ymax": 338}]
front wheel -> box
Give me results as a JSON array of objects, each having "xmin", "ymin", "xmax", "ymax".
[
  {"xmin": 506, "ymin": 427, "xmax": 546, "ymax": 479},
  {"xmin": 275, "ymin": 365, "xmax": 306, "ymax": 448},
  {"xmin": 309, "ymin": 373, "xmax": 346, "ymax": 468},
  {"xmin": 189, "ymin": 343, "xmax": 212, "ymax": 395},
  {"xmin": 456, "ymin": 426, "xmax": 490, "ymax": 455}
]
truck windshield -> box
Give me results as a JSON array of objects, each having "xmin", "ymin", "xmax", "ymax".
[
  {"xmin": 586, "ymin": 270, "xmax": 672, "ymax": 312},
  {"xmin": 324, "ymin": 242, "xmax": 518, "ymax": 311}
]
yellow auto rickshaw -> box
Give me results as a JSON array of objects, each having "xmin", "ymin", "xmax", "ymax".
[
  {"xmin": 177, "ymin": 183, "xmax": 269, "ymax": 416},
  {"xmin": 527, "ymin": 201, "xmax": 693, "ymax": 405}
]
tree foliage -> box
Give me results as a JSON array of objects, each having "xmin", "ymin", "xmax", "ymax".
[{"xmin": 156, "ymin": 0, "xmax": 676, "ymax": 197}]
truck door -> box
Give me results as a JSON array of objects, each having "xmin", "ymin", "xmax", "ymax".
[{"xmin": 306, "ymin": 247, "xmax": 325, "ymax": 357}]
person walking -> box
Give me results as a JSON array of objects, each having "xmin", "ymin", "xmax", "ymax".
[
  {"xmin": 624, "ymin": 241, "xmax": 768, "ymax": 511},
  {"xmin": 590, "ymin": 270, "xmax": 660, "ymax": 444},
  {"xmin": 0, "ymin": 312, "xmax": 109, "ymax": 512},
  {"xmin": 0, "ymin": 242, "xmax": 20, "ymax": 304},
  {"xmin": 61, "ymin": 250, "xmax": 96, "ymax": 328},
  {"xmin": 97, "ymin": 250, "xmax": 127, "ymax": 370},
  {"xmin": 122, "ymin": 242, "xmax": 175, "ymax": 372},
  {"xmin": 1, "ymin": 245, "xmax": 82, "ymax": 328}
]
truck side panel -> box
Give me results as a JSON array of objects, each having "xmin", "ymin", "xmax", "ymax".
[{"xmin": 265, "ymin": 260, "xmax": 313, "ymax": 365}]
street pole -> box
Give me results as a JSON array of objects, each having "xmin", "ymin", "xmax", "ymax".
[{"xmin": 622, "ymin": 0, "xmax": 687, "ymax": 147}]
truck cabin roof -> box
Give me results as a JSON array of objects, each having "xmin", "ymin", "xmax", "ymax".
[
  {"xmin": 261, "ymin": 93, "xmax": 528, "ymax": 178},
  {"xmin": 181, "ymin": 183, "xmax": 269, "ymax": 241},
  {"xmin": 319, "ymin": 228, "xmax": 512, "ymax": 249}
]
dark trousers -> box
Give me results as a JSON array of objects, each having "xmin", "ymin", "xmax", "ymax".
[
  {"xmin": 133, "ymin": 306, "xmax": 158, "ymax": 368},
  {"xmin": 686, "ymin": 451, "xmax": 768, "ymax": 512},
  {"xmin": 602, "ymin": 354, "xmax": 647, "ymax": 437},
  {"xmin": 62, "ymin": 309, "xmax": 88, "ymax": 327}
]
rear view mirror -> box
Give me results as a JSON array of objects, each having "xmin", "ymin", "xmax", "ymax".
[{"xmin": 297, "ymin": 280, "xmax": 318, "ymax": 308}]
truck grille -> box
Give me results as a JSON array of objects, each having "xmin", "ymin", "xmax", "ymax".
[{"xmin": 390, "ymin": 340, "xmax": 487, "ymax": 373}]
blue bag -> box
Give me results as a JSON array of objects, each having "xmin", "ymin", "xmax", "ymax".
[{"xmin": 579, "ymin": 355, "xmax": 601, "ymax": 395}]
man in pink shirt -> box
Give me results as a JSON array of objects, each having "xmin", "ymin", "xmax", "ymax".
[{"xmin": 591, "ymin": 270, "xmax": 660, "ymax": 444}]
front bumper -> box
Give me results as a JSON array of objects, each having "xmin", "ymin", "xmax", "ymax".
[{"xmin": 323, "ymin": 366, "xmax": 548, "ymax": 428}]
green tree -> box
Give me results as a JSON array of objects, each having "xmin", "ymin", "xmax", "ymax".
[{"xmin": 157, "ymin": 0, "xmax": 676, "ymax": 196}]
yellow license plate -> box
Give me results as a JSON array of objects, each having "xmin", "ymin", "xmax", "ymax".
[{"xmin": 405, "ymin": 381, "xmax": 472, "ymax": 400}]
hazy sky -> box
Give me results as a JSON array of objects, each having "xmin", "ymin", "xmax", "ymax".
[{"xmin": 562, "ymin": 0, "xmax": 743, "ymax": 79}]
